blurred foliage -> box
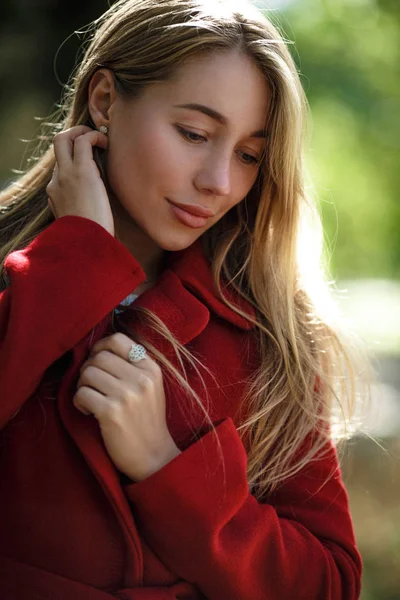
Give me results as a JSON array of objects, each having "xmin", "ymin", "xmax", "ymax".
[
  {"xmin": 342, "ymin": 435, "xmax": 400, "ymax": 600},
  {"xmin": 0, "ymin": 0, "xmax": 109, "ymax": 187},
  {"xmin": 279, "ymin": 0, "xmax": 400, "ymax": 279}
]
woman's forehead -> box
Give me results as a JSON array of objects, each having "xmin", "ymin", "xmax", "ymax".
[{"xmin": 147, "ymin": 52, "xmax": 271, "ymax": 133}]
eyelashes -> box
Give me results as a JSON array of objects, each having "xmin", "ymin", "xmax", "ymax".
[{"xmin": 175, "ymin": 126, "xmax": 260, "ymax": 166}]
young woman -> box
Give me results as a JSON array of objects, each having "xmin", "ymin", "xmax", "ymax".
[{"xmin": 0, "ymin": 0, "xmax": 367, "ymax": 598}]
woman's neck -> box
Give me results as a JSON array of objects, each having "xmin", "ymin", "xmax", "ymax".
[{"xmin": 111, "ymin": 199, "xmax": 166, "ymax": 285}]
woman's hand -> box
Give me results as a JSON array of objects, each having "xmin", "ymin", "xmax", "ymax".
[
  {"xmin": 46, "ymin": 125, "xmax": 115, "ymax": 237},
  {"xmin": 73, "ymin": 333, "xmax": 181, "ymax": 481}
]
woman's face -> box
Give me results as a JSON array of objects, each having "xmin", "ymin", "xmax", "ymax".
[{"xmin": 102, "ymin": 50, "xmax": 270, "ymax": 252}]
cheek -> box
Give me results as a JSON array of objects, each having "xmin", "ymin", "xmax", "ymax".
[{"xmin": 107, "ymin": 122, "xmax": 184, "ymax": 192}]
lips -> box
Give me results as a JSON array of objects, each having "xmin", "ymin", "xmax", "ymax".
[
  {"xmin": 166, "ymin": 199, "xmax": 211, "ymax": 229},
  {"xmin": 167, "ymin": 199, "xmax": 215, "ymax": 218}
]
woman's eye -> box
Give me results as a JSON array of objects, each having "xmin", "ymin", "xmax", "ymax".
[
  {"xmin": 177, "ymin": 126, "xmax": 207, "ymax": 143},
  {"xmin": 240, "ymin": 152, "xmax": 259, "ymax": 165},
  {"xmin": 177, "ymin": 126, "xmax": 260, "ymax": 166}
]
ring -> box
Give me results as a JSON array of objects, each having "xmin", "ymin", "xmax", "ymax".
[{"xmin": 128, "ymin": 342, "xmax": 147, "ymax": 363}]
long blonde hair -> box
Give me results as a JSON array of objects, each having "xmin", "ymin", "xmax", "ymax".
[{"xmin": 0, "ymin": 0, "xmax": 370, "ymax": 499}]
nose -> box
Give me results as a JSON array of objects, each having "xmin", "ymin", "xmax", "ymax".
[{"xmin": 194, "ymin": 155, "xmax": 232, "ymax": 197}]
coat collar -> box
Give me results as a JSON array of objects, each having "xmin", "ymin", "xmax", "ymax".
[
  {"xmin": 116, "ymin": 238, "xmax": 256, "ymax": 359},
  {"xmin": 165, "ymin": 238, "xmax": 256, "ymax": 331}
]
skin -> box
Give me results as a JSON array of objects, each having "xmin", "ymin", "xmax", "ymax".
[
  {"xmin": 88, "ymin": 50, "xmax": 270, "ymax": 281},
  {"xmin": 69, "ymin": 50, "xmax": 271, "ymax": 481}
]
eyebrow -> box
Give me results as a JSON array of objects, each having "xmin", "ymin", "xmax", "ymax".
[{"xmin": 173, "ymin": 103, "xmax": 267, "ymax": 139}]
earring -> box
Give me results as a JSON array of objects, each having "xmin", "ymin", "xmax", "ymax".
[{"xmin": 98, "ymin": 125, "xmax": 108, "ymax": 135}]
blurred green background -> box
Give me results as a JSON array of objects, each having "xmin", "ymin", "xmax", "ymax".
[{"xmin": 1, "ymin": 0, "xmax": 399, "ymax": 597}]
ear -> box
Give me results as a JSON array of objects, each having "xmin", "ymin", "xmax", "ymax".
[{"xmin": 88, "ymin": 68, "xmax": 118, "ymax": 129}]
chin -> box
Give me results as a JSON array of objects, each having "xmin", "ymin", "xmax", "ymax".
[{"xmin": 155, "ymin": 230, "xmax": 203, "ymax": 252}]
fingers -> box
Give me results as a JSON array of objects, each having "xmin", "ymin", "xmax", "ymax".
[
  {"xmin": 73, "ymin": 129, "xmax": 108, "ymax": 166},
  {"xmin": 90, "ymin": 333, "xmax": 155, "ymax": 372},
  {"xmin": 80, "ymin": 350, "xmax": 129, "ymax": 380},
  {"xmin": 45, "ymin": 124, "xmax": 114, "ymax": 235},
  {"xmin": 52, "ymin": 126, "xmax": 108, "ymax": 169},
  {"xmin": 73, "ymin": 385, "xmax": 112, "ymax": 418},
  {"xmin": 78, "ymin": 364, "xmax": 120, "ymax": 397},
  {"xmin": 52, "ymin": 126, "xmax": 92, "ymax": 169}
]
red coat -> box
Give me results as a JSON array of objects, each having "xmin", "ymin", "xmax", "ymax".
[{"xmin": 0, "ymin": 216, "xmax": 361, "ymax": 599}]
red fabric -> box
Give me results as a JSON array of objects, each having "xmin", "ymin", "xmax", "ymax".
[{"xmin": 0, "ymin": 216, "xmax": 361, "ymax": 599}]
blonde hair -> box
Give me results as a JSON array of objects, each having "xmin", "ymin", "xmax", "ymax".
[{"xmin": 0, "ymin": 0, "xmax": 370, "ymax": 499}]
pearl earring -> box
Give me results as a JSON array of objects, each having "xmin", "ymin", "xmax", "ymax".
[{"xmin": 99, "ymin": 125, "xmax": 108, "ymax": 135}]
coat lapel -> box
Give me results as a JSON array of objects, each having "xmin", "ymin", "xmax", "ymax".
[
  {"xmin": 117, "ymin": 238, "xmax": 255, "ymax": 358},
  {"xmin": 57, "ymin": 316, "xmax": 144, "ymax": 587},
  {"xmin": 57, "ymin": 237, "xmax": 256, "ymax": 586},
  {"xmin": 118, "ymin": 268, "xmax": 210, "ymax": 356},
  {"xmin": 167, "ymin": 238, "xmax": 256, "ymax": 331}
]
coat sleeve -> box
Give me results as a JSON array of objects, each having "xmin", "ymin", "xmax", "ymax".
[
  {"xmin": 0, "ymin": 215, "xmax": 145, "ymax": 428},
  {"xmin": 124, "ymin": 417, "xmax": 362, "ymax": 600}
]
